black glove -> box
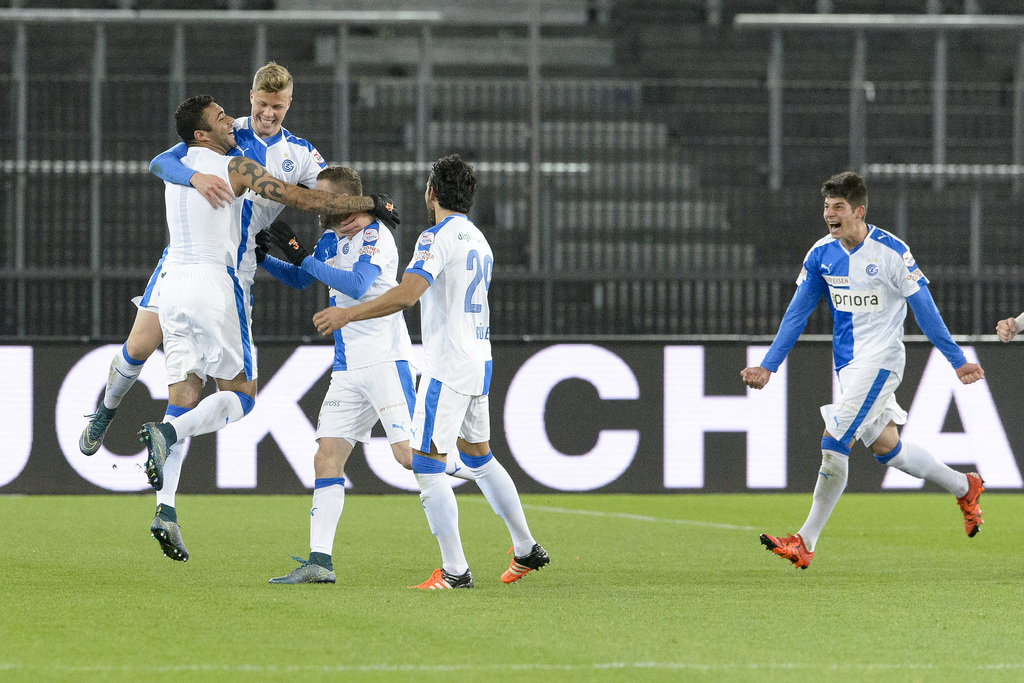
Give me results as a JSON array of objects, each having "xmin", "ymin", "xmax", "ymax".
[
  {"xmin": 369, "ymin": 194, "xmax": 400, "ymax": 229},
  {"xmin": 268, "ymin": 219, "xmax": 309, "ymax": 267},
  {"xmin": 254, "ymin": 229, "xmax": 272, "ymax": 264}
]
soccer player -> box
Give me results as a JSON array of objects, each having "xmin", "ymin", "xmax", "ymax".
[
  {"xmin": 259, "ymin": 165, "xmax": 473, "ymax": 584},
  {"xmin": 312, "ymin": 154, "xmax": 550, "ymax": 588},
  {"xmin": 79, "ymin": 62, "xmax": 327, "ymax": 456},
  {"xmin": 740, "ymin": 170, "xmax": 985, "ymax": 570},
  {"xmin": 139, "ymin": 95, "xmax": 398, "ymax": 563}
]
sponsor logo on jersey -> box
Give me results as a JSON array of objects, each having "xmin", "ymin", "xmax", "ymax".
[
  {"xmin": 414, "ymin": 250, "xmax": 435, "ymax": 262},
  {"xmin": 823, "ymin": 275, "xmax": 849, "ymax": 287},
  {"xmin": 903, "ymin": 251, "xmax": 916, "ymax": 268},
  {"xmin": 829, "ymin": 287, "xmax": 882, "ymax": 313},
  {"xmin": 457, "ymin": 231, "xmax": 471, "ymax": 241},
  {"xmin": 312, "ymin": 149, "xmax": 325, "ymax": 165},
  {"xmin": 363, "ymin": 228, "xmax": 379, "ymax": 243},
  {"xmin": 281, "ymin": 159, "xmax": 294, "ymax": 172},
  {"xmin": 359, "ymin": 246, "xmax": 380, "ymax": 257},
  {"xmin": 865, "ymin": 264, "xmax": 878, "ymax": 276},
  {"xmin": 418, "ymin": 232, "xmax": 435, "ymax": 246},
  {"xmin": 323, "ymin": 400, "xmax": 342, "ymax": 407},
  {"xmin": 820, "ymin": 263, "xmax": 833, "ymax": 274},
  {"xmin": 907, "ymin": 268, "xmax": 924, "ymax": 283}
]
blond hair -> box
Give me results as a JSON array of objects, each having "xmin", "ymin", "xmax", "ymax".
[
  {"xmin": 252, "ymin": 61, "xmax": 293, "ymax": 94},
  {"xmin": 317, "ymin": 166, "xmax": 362, "ymax": 196}
]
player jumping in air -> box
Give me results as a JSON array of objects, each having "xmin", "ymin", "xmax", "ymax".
[{"xmin": 740, "ymin": 171, "xmax": 985, "ymax": 570}]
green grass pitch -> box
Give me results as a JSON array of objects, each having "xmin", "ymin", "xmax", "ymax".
[{"xmin": 2, "ymin": 492, "xmax": 1023, "ymax": 681}]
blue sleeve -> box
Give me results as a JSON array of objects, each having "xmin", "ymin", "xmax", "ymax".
[
  {"xmin": 760, "ymin": 279, "xmax": 826, "ymax": 372},
  {"xmin": 907, "ymin": 285, "xmax": 967, "ymax": 369},
  {"xmin": 149, "ymin": 142, "xmax": 193, "ymax": 187},
  {"xmin": 259, "ymin": 255, "xmax": 316, "ymax": 290},
  {"xmin": 301, "ymin": 257, "xmax": 381, "ymax": 300}
]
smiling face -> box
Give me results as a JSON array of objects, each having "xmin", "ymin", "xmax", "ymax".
[
  {"xmin": 249, "ymin": 87, "xmax": 292, "ymax": 138},
  {"xmin": 823, "ymin": 195, "xmax": 867, "ymax": 249},
  {"xmin": 197, "ymin": 102, "xmax": 236, "ymax": 154}
]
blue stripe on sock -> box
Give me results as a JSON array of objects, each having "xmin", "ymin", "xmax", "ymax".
[
  {"xmin": 166, "ymin": 404, "xmax": 190, "ymax": 419},
  {"xmin": 821, "ymin": 436, "xmax": 851, "ymax": 456},
  {"xmin": 459, "ymin": 450, "xmax": 493, "ymax": 468},
  {"xmin": 875, "ymin": 439, "xmax": 902, "ymax": 464},
  {"xmin": 412, "ymin": 454, "xmax": 446, "ymax": 474},
  {"xmin": 233, "ymin": 391, "xmax": 255, "ymax": 416},
  {"xmin": 121, "ymin": 344, "xmax": 146, "ymax": 366},
  {"xmin": 314, "ymin": 477, "xmax": 346, "ymax": 488}
]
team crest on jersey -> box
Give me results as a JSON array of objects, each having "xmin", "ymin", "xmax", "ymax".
[
  {"xmin": 312, "ymin": 149, "xmax": 325, "ymax": 165},
  {"xmin": 282, "ymin": 159, "xmax": 294, "ymax": 172},
  {"xmin": 363, "ymin": 228, "xmax": 379, "ymax": 243},
  {"xmin": 342, "ymin": 242, "xmax": 350, "ymax": 255},
  {"xmin": 865, "ymin": 264, "xmax": 878, "ymax": 276},
  {"xmin": 903, "ymin": 251, "xmax": 916, "ymax": 268},
  {"xmin": 418, "ymin": 233, "xmax": 435, "ymax": 246}
]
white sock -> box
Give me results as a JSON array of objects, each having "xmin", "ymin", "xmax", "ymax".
[
  {"xmin": 169, "ymin": 392, "xmax": 246, "ymax": 439},
  {"xmin": 415, "ymin": 471, "xmax": 468, "ymax": 575},
  {"xmin": 886, "ymin": 441, "xmax": 969, "ymax": 497},
  {"xmin": 445, "ymin": 452, "xmax": 476, "ymax": 481},
  {"xmin": 797, "ymin": 451, "xmax": 849, "ymax": 552},
  {"xmin": 156, "ymin": 408, "xmax": 189, "ymax": 509},
  {"xmin": 310, "ymin": 479, "xmax": 345, "ymax": 556},
  {"xmin": 103, "ymin": 346, "xmax": 145, "ymax": 410},
  {"xmin": 467, "ymin": 456, "xmax": 535, "ymax": 556}
]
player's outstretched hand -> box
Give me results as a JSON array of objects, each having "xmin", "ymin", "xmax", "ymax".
[
  {"xmin": 313, "ymin": 306, "xmax": 350, "ymax": 336},
  {"xmin": 190, "ymin": 172, "xmax": 235, "ymax": 209},
  {"xmin": 255, "ymin": 229, "xmax": 272, "ymax": 264},
  {"xmin": 268, "ymin": 219, "xmax": 309, "ymax": 267},
  {"xmin": 996, "ymin": 317, "xmax": 1020, "ymax": 343},
  {"xmin": 740, "ymin": 366, "xmax": 772, "ymax": 390},
  {"xmin": 369, "ymin": 194, "xmax": 400, "ymax": 229},
  {"xmin": 956, "ymin": 362, "xmax": 985, "ymax": 385}
]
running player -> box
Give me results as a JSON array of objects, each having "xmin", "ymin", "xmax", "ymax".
[
  {"xmin": 741, "ymin": 171, "xmax": 985, "ymax": 570},
  {"xmin": 79, "ymin": 62, "xmax": 326, "ymax": 456},
  {"xmin": 140, "ymin": 95, "xmax": 398, "ymax": 563},
  {"xmin": 311, "ymin": 154, "xmax": 549, "ymax": 588}
]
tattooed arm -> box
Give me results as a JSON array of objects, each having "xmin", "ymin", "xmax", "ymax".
[{"xmin": 227, "ymin": 157, "xmax": 374, "ymax": 215}]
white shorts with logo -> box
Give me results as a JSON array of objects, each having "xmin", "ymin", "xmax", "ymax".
[
  {"xmin": 821, "ymin": 364, "xmax": 907, "ymax": 448},
  {"xmin": 159, "ymin": 265, "xmax": 256, "ymax": 385},
  {"xmin": 315, "ymin": 360, "xmax": 417, "ymax": 444},
  {"xmin": 411, "ymin": 373, "xmax": 490, "ymax": 456}
]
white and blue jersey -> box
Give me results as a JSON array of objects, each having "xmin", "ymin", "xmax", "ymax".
[
  {"xmin": 762, "ymin": 224, "xmax": 966, "ymax": 375},
  {"xmin": 260, "ymin": 221, "xmax": 414, "ymax": 372},
  {"xmin": 405, "ymin": 214, "xmax": 493, "ymax": 396},
  {"xmin": 149, "ymin": 117, "xmax": 325, "ymax": 283}
]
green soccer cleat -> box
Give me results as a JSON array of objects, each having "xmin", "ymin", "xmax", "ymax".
[
  {"xmin": 138, "ymin": 422, "xmax": 176, "ymax": 491},
  {"xmin": 150, "ymin": 513, "xmax": 189, "ymax": 562},
  {"xmin": 269, "ymin": 556, "xmax": 336, "ymax": 584},
  {"xmin": 79, "ymin": 404, "xmax": 117, "ymax": 456}
]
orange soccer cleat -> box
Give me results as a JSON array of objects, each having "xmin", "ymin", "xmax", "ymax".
[
  {"xmin": 759, "ymin": 533, "xmax": 813, "ymax": 570},
  {"xmin": 957, "ymin": 472, "xmax": 985, "ymax": 538},
  {"xmin": 409, "ymin": 568, "xmax": 474, "ymax": 590}
]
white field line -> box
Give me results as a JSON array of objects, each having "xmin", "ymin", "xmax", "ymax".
[
  {"xmin": 4, "ymin": 662, "xmax": 1024, "ymax": 674},
  {"xmin": 506, "ymin": 501, "xmax": 759, "ymax": 531}
]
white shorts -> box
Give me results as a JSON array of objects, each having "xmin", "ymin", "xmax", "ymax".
[
  {"xmin": 821, "ymin": 364, "xmax": 907, "ymax": 448},
  {"xmin": 411, "ymin": 373, "xmax": 490, "ymax": 456},
  {"xmin": 315, "ymin": 360, "xmax": 417, "ymax": 444},
  {"xmin": 159, "ymin": 265, "xmax": 256, "ymax": 385},
  {"xmin": 132, "ymin": 258, "xmax": 166, "ymax": 313}
]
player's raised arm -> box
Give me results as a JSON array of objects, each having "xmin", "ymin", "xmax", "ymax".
[{"xmin": 227, "ymin": 157, "xmax": 399, "ymax": 226}]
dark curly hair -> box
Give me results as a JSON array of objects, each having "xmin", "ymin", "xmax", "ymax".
[
  {"xmin": 174, "ymin": 94, "xmax": 215, "ymax": 145},
  {"xmin": 428, "ymin": 153, "xmax": 476, "ymax": 213},
  {"xmin": 821, "ymin": 170, "xmax": 868, "ymax": 210}
]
